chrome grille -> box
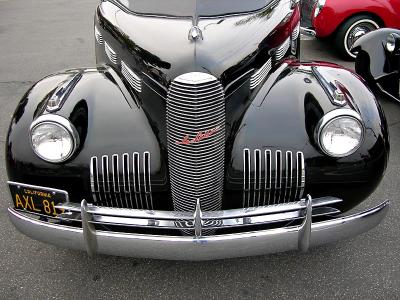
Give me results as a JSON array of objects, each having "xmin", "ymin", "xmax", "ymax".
[
  {"xmin": 94, "ymin": 26, "xmax": 104, "ymax": 45},
  {"xmin": 250, "ymin": 58, "xmax": 272, "ymax": 90},
  {"xmin": 121, "ymin": 61, "xmax": 142, "ymax": 93},
  {"xmin": 90, "ymin": 152, "xmax": 153, "ymax": 209},
  {"xmin": 275, "ymin": 37, "xmax": 291, "ymax": 61},
  {"xmin": 167, "ymin": 72, "xmax": 225, "ymax": 212},
  {"xmin": 105, "ymin": 42, "xmax": 118, "ymax": 65},
  {"xmin": 243, "ymin": 148, "xmax": 305, "ymax": 207}
]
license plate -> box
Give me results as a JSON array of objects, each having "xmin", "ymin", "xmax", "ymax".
[{"xmin": 9, "ymin": 181, "xmax": 67, "ymax": 217}]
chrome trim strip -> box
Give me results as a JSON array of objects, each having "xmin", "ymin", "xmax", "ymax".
[
  {"xmin": 254, "ymin": 149, "xmax": 262, "ymax": 191},
  {"xmin": 285, "ymin": 151, "xmax": 293, "ymax": 202},
  {"xmin": 275, "ymin": 150, "xmax": 282, "ymax": 190},
  {"xmin": 298, "ymin": 152, "xmax": 306, "ymax": 199},
  {"xmin": 122, "ymin": 153, "xmax": 131, "ymax": 193},
  {"xmin": 243, "ymin": 148, "xmax": 250, "ymax": 192},
  {"xmin": 133, "ymin": 152, "xmax": 140, "ymax": 193},
  {"xmin": 9, "ymin": 200, "xmax": 389, "ymax": 260},
  {"xmin": 90, "ymin": 157, "xmax": 99, "ymax": 204},
  {"xmin": 265, "ymin": 150, "xmax": 272, "ymax": 190}
]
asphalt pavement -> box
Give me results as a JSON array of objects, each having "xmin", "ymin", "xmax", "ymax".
[{"xmin": 0, "ymin": 1, "xmax": 399, "ymax": 299}]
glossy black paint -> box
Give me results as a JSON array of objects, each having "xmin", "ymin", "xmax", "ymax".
[
  {"xmin": 354, "ymin": 28, "xmax": 400, "ymax": 102},
  {"xmin": 5, "ymin": 0, "xmax": 389, "ymax": 214}
]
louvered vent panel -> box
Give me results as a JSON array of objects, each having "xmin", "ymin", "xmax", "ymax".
[
  {"xmin": 243, "ymin": 148, "xmax": 305, "ymax": 207},
  {"xmin": 90, "ymin": 152, "xmax": 153, "ymax": 209}
]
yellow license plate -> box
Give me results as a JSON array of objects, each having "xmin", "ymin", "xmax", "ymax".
[{"xmin": 9, "ymin": 182, "xmax": 67, "ymax": 217}]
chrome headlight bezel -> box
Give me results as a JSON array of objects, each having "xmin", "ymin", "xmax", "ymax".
[
  {"xmin": 386, "ymin": 34, "xmax": 396, "ymax": 52},
  {"xmin": 30, "ymin": 114, "xmax": 80, "ymax": 163},
  {"xmin": 315, "ymin": 109, "xmax": 364, "ymax": 158},
  {"xmin": 313, "ymin": 0, "xmax": 326, "ymax": 18}
]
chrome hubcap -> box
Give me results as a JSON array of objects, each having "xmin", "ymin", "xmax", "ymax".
[{"xmin": 346, "ymin": 21, "xmax": 379, "ymax": 57}]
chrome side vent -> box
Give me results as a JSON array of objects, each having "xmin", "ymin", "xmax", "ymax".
[
  {"xmin": 167, "ymin": 72, "xmax": 225, "ymax": 213},
  {"xmin": 105, "ymin": 42, "xmax": 118, "ymax": 65},
  {"xmin": 291, "ymin": 22, "xmax": 300, "ymax": 54},
  {"xmin": 94, "ymin": 26, "xmax": 104, "ymax": 45},
  {"xmin": 275, "ymin": 37, "xmax": 291, "ymax": 61},
  {"xmin": 292, "ymin": 21, "xmax": 300, "ymax": 41},
  {"xmin": 250, "ymin": 58, "xmax": 272, "ymax": 90},
  {"xmin": 90, "ymin": 152, "xmax": 153, "ymax": 209},
  {"xmin": 243, "ymin": 148, "xmax": 305, "ymax": 207},
  {"xmin": 121, "ymin": 61, "xmax": 142, "ymax": 93}
]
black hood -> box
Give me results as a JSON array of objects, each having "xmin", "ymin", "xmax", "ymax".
[{"xmin": 97, "ymin": 0, "xmax": 295, "ymax": 87}]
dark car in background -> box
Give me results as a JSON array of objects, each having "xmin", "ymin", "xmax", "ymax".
[{"xmin": 5, "ymin": 0, "xmax": 390, "ymax": 260}]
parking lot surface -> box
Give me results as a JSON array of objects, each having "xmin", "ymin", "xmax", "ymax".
[{"xmin": 0, "ymin": 1, "xmax": 399, "ymax": 299}]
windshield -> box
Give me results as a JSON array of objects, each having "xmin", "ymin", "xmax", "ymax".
[{"xmin": 116, "ymin": 0, "xmax": 277, "ymax": 17}]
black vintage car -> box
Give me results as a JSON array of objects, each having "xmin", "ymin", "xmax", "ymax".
[
  {"xmin": 353, "ymin": 28, "xmax": 400, "ymax": 103},
  {"xmin": 6, "ymin": 0, "xmax": 390, "ymax": 260}
]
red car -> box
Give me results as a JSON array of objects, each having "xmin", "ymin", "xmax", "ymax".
[{"xmin": 311, "ymin": 0, "xmax": 400, "ymax": 59}]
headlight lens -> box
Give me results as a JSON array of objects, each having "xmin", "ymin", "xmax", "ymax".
[
  {"xmin": 314, "ymin": 0, "xmax": 326, "ymax": 18},
  {"xmin": 386, "ymin": 34, "xmax": 396, "ymax": 53},
  {"xmin": 31, "ymin": 116, "xmax": 78, "ymax": 163},
  {"xmin": 317, "ymin": 111, "xmax": 364, "ymax": 157}
]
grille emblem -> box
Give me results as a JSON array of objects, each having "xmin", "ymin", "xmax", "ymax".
[{"xmin": 176, "ymin": 126, "xmax": 221, "ymax": 145}]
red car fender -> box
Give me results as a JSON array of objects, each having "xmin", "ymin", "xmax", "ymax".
[{"xmin": 312, "ymin": 0, "xmax": 400, "ymax": 38}]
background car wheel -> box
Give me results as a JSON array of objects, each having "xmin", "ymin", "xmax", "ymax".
[{"xmin": 335, "ymin": 15, "xmax": 380, "ymax": 60}]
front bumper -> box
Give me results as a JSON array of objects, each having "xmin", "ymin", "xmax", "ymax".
[{"xmin": 8, "ymin": 196, "xmax": 389, "ymax": 261}]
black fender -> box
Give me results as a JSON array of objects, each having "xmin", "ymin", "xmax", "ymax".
[
  {"xmin": 5, "ymin": 67, "xmax": 170, "ymax": 208},
  {"xmin": 227, "ymin": 60, "xmax": 389, "ymax": 211},
  {"xmin": 353, "ymin": 28, "xmax": 400, "ymax": 101}
]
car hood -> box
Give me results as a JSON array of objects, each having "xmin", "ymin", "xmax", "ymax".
[{"xmin": 97, "ymin": 0, "xmax": 294, "ymax": 87}]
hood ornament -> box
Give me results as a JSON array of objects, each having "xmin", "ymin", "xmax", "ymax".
[{"xmin": 188, "ymin": 26, "xmax": 203, "ymax": 41}]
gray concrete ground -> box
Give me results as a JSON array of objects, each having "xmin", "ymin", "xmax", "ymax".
[{"xmin": 0, "ymin": 1, "xmax": 399, "ymax": 299}]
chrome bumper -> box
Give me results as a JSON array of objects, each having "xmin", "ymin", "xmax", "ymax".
[{"xmin": 8, "ymin": 197, "xmax": 389, "ymax": 261}]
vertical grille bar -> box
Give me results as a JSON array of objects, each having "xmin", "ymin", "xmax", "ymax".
[
  {"xmin": 133, "ymin": 152, "xmax": 143, "ymax": 208},
  {"xmin": 285, "ymin": 151, "xmax": 293, "ymax": 202},
  {"xmin": 101, "ymin": 155, "xmax": 110, "ymax": 206},
  {"xmin": 112, "ymin": 154, "xmax": 122, "ymax": 207},
  {"xmin": 296, "ymin": 151, "xmax": 306, "ymax": 200},
  {"xmin": 90, "ymin": 157, "xmax": 99, "ymax": 205},
  {"xmin": 122, "ymin": 153, "xmax": 133, "ymax": 208}
]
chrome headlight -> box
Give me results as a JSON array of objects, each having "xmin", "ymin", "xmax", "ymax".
[
  {"xmin": 30, "ymin": 115, "xmax": 79, "ymax": 163},
  {"xmin": 386, "ymin": 34, "xmax": 396, "ymax": 52},
  {"xmin": 314, "ymin": 0, "xmax": 326, "ymax": 18},
  {"xmin": 316, "ymin": 109, "xmax": 364, "ymax": 157}
]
